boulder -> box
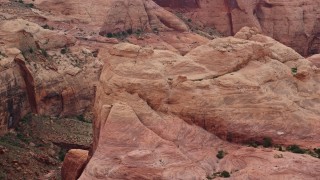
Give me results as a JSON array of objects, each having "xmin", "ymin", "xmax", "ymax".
[{"xmin": 61, "ymin": 149, "xmax": 89, "ymax": 180}]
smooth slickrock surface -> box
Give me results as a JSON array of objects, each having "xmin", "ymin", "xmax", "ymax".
[{"xmin": 79, "ymin": 27, "xmax": 320, "ymax": 179}]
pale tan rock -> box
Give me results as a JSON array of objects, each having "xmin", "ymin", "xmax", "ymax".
[
  {"xmin": 0, "ymin": 19, "xmax": 76, "ymax": 50},
  {"xmin": 307, "ymin": 54, "xmax": 320, "ymax": 68}
]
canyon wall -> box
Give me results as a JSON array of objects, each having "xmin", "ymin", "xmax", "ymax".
[
  {"xmin": 154, "ymin": 0, "xmax": 320, "ymax": 56},
  {"xmin": 0, "ymin": 19, "xmax": 102, "ymax": 134}
]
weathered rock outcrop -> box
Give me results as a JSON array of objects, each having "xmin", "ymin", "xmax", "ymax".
[
  {"xmin": 34, "ymin": 0, "xmax": 188, "ymax": 34},
  {"xmin": 0, "ymin": 49, "xmax": 29, "ymax": 133},
  {"xmin": 26, "ymin": 0, "xmax": 206, "ymax": 55},
  {"xmin": 78, "ymin": 27, "xmax": 320, "ymax": 179},
  {"xmin": 62, "ymin": 149, "xmax": 89, "ymax": 180},
  {"xmin": 154, "ymin": 0, "xmax": 320, "ymax": 56},
  {"xmin": 0, "ymin": 19, "xmax": 102, "ymax": 134},
  {"xmin": 80, "ymin": 102, "xmax": 320, "ymax": 179}
]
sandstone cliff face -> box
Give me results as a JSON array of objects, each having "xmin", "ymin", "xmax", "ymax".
[
  {"xmin": 35, "ymin": 0, "xmax": 188, "ymax": 34},
  {"xmin": 0, "ymin": 0, "xmax": 207, "ymax": 134},
  {"xmin": 0, "ymin": 19, "xmax": 102, "ymax": 134},
  {"xmin": 0, "ymin": 49, "xmax": 29, "ymax": 133},
  {"xmin": 154, "ymin": 0, "xmax": 320, "ymax": 56},
  {"xmin": 28, "ymin": 0, "xmax": 208, "ymax": 55},
  {"xmin": 78, "ymin": 28, "xmax": 320, "ymax": 179}
]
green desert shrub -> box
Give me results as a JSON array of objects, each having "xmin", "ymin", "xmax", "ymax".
[
  {"xmin": 220, "ymin": 171, "xmax": 230, "ymax": 178},
  {"xmin": 291, "ymin": 67, "xmax": 298, "ymax": 75},
  {"xmin": 262, "ymin": 137, "xmax": 273, "ymax": 148},
  {"xmin": 286, "ymin": 145, "xmax": 305, "ymax": 154},
  {"xmin": 58, "ymin": 148, "xmax": 68, "ymax": 161},
  {"xmin": 216, "ymin": 150, "xmax": 226, "ymax": 159},
  {"xmin": 106, "ymin": 32, "xmax": 113, "ymax": 38}
]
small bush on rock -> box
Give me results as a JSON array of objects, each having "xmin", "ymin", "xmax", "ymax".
[
  {"xmin": 220, "ymin": 171, "xmax": 230, "ymax": 178},
  {"xmin": 287, "ymin": 145, "xmax": 305, "ymax": 154},
  {"xmin": 262, "ymin": 137, "xmax": 273, "ymax": 148},
  {"xmin": 216, "ymin": 150, "xmax": 226, "ymax": 159}
]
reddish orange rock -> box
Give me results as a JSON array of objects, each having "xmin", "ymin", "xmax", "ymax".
[
  {"xmin": 61, "ymin": 149, "xmax": 89, "ymax": 180},
  {"xmin": 154, "ymin": 0, "xmax": 320, "ymax": 56}
]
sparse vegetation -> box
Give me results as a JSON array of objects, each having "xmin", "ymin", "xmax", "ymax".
[
  {"xmin": 76, "ymin": 114, "xmax": 91, "ymax": 123},
  {"xmin": 42, "ymin": 24, "xmax": 54, "ymax": 30},
  {"xmin": 207, "ymin": 171, "xmax": 231, "ymax": 179},
  {"xmin": 26, "ymin": 3, "xmax": 34, "ymax": 8},
  {"xmin": 226, "ymin": 132, "xmax": 233, "ymax": 142},
  {"xmin": 17, "ymin": 0, "xmax": 34, "ymax": 8},
  {"xmin": 0, "ymin": 133, "xmax": 23, "ymax": 148},
  {"xmin": 61, "ymin": 47, "xmax": 68, "ymax": 54},
  {"xmin": 16, "ymin": 132, "xmax": 30, "ymax": 143},
  {"xmin": 104, "ymin": 28, "xmax": 144, "ymax": 39},
  {"xmin": 220, "ymin": 171, "xmax": 230, "ymax": 178},
  {"xmin": 0, "ymin": 170, "xmax": 7, "ymax": 180},
  {"xmin": 262, "ymin": 137, "xmax": 273, "ymax": 148},
  {"xmin": 28, "ymin": 47, "xmax": 34, "ymax": 54},
  {"xmin": 106, "ymin": 32, "xmax": 113, "ymax": 38},
  {"xmin": 20, "ymin": 113, "xmax": 32, "ymax": 123},
  {"xmin": 58, "ymin": 148, "xmax": 67, "ymax": 161},
  {"xmin": 247, "ymin": 140, "xmax": 259, "ymax": 148},
  {"xmin": 314, "ymin": 148, "xmax": 320, "ymax": 158},
  {"xmin": 291, "ymin": 67, "xmax": 298, "ymax": 75},
  {"xmin": 126, "ymin": 29, "xmax": 133, "ymax": 35},
  {"xmin": 0, "ymin": 114, "xmax": 92, "ymax": 179},
  {"xmin": 216, "ymin": 150, "xmax": 226, "ymax": 159},
  {"xmin": 246, "ymin": 137, "xmax": 273, "ymax": 148},
  {"xmin": 40, "ymin": 49, "xmax": 49, "ymax": 57},
  {"xmin": 76, "ymin": 114, "xmax": 85, "ymax": 122},
  {"xmin": 136, "ymin": 29, "xmax": 141, "ymax": 35},
  {"xmin": 286, "ymin": 145, "xmax": 306, "ymax": 154},
  {"xmin": 42, "ymin": 24, "xmax": 50, "ymax": 29},
  {"xmin": 153, "ymin": 27, "xmax": 159, "ymax": 33}
]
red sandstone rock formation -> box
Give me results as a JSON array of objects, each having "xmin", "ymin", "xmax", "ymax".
[
  {"xmin": 1, "ymin": 1, "xmax": 320, "ymax": 179},
  {"xmin": 78, "ymin": 27, "xmax": 320, "ymax": 179},
  {"xmin": 61, "ymin": 149, "xmax": 89, "ymax": 180},
  {"xmin": 34, "ymin": 0, "xmax": 188, "ymax": 34},
  {"xmin": 154, "ymin": 0, "xmax": 320, "ymax": 56},
  {"xmin": 0, "ymin": 19, "xmax": 102, "ymax": 134}
]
